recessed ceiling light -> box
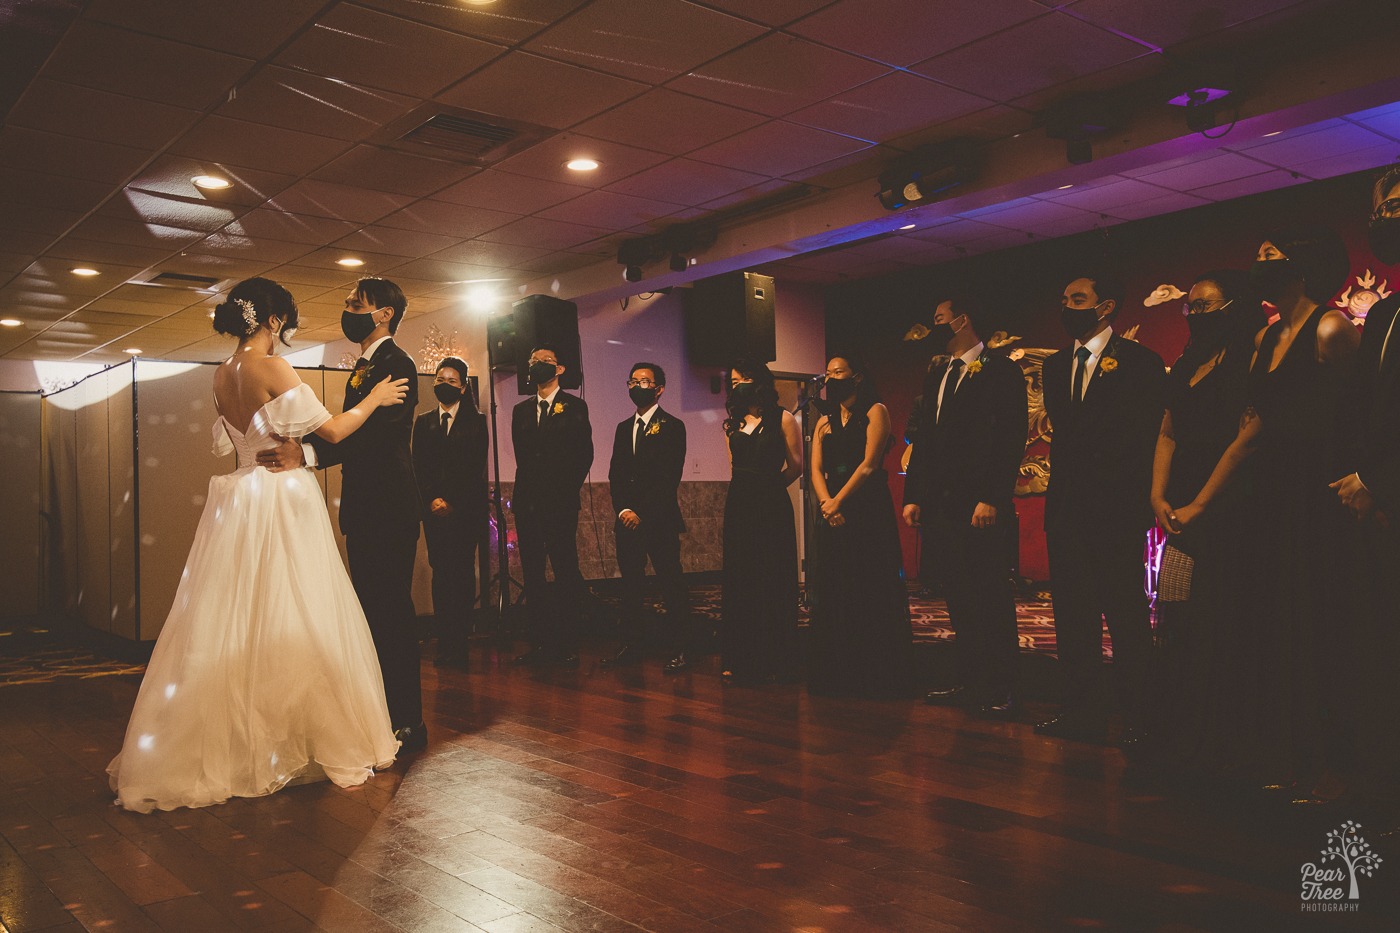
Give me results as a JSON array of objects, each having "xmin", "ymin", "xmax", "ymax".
[
  {"xmin": 192, "ymin": 174, "xmax": 231, "ymax": 190},
  {"xmin": 72, "ymin": 267, "xmax": 99, "ymax": 276},
  {"xmin": 462, "ymin": 0, "xmax": 498, "ymax": 4},
  {"xmin": 124, "ymin": 348, "xmax": 142, "ymax": 355},
  {"xmin": 0, "ymin": 318, "xmax": 21, "ymax": 327},
  {"xmin": 1057, "ymin": 184, "xmax": 1074, "ymax": 190},
  {"xmin": 1263, "ymin": 131, "xmax": 1282, "ymax": 137},
  {"xmin": 899, "ymin": 223, "xmax": 916, "ymax": 230},
  {"xmin": 564, "ymin": 158, "xmax": 600, "ymax": 172},
  {"xmin": 337, "ymin": 258, "xmax": 365, "ymax": 267}
]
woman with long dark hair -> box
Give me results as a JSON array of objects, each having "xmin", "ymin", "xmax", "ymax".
[
  {"xmin": 807, "ymin": 355, "xmax": 914, "ymax": 697},
  {"xmin": 1149, "ymin": 270, "xmax": 1264, "ymax": 771},
  {"xmin": 721, "ymin": 359, "xmax": 802, "ymax": 683}
]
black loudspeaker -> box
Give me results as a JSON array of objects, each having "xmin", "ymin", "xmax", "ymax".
[
  {"xmin": 683, "ymin": 271, "xmax": 776, "ymax": 368},
  {"xmin": 510, "ymin": 294, "xmax": 581, "ymax": 394},
  {"xmin": 486, "ymin": 311, "xmax": 519, "ymax": 370}
]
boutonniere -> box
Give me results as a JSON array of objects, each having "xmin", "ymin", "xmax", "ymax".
[
  {"xmin": 646, "ymin": 421, "xmax": 661, "ymax": 436},
  {"xmin": 348, "ymin": 361, "xmax": 370, "ymax": 389},
  {"xmin": 1099, "ymin": 355, "xmax": 1119, "ymax": 374},
  {"xmin": 552, "ymin": 402, "xmax": 565, "ymax": 415},
  {"xmin": 964, "ymin": 354, "xmax": 988, "ymax": 377}
]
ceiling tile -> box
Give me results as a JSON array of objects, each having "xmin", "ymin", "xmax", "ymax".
[
  {"xmin": 525, "ymin": 0, "xmax": 763, "ymax": 83},
  {"xmin": 573, "ymin": 89, "xmax": 766, "ymax": 156},
  {"xmin": 100, "ymin": 283, "xmax": 208, "ymax": 308},
  {"xmin": 264, "ymin": 264, "xmax": 363, "ymax": 289},
  {"xmin": 537, "ymin": 189, "xmax": 679, "ymax": 227},
  {"xmin": 295, "ymin": 247, "xmax": 417, "ymax": 275},
  {"xmin": 215, "ymin": 67, "xmax": 421, "ymax": 142},
  {"xmin": 125, "ymin": 156, "xmax": 296, "ymax": 208},
  {"xmin": 45, "ymin": 239, "xmax": 173, "ymax": 269},
  {"xmin": 84, "ymin": 0, "xmax": 327, "ymax": 58},
  {"xmin": 885, "ymin": 105, "xmax": 1032, "ymax": 150},
  {"xmin": 490, "ymin": 134, "xmax": 670, "ymax": 187},
  {"xmin": 172, "ymin": 116, "xmax": 351, "ymax": 177},
  {"xmin": 791, "ymin": 0, "xmax": 1047, "ymax": 66},
  {"xmin": 433, "ymin": 170, "xmax": 590, "ymax": 214},
  {"xmin": 689, "ymin": 121, "xmax": 870, "ymax": 177},
  {"xmin": 1350, "ymin": 105, "xmax": 1400, "ymax": 141},
  {"xmin": 311, "ymin": 146, "xmax": 479, "ymax": 198},
  {"xmin": 40, "ymin": 21, "xmax": 254, "ymax": 111},
  {"xmin": 670, "ymin": 33, "xmax": 888, "ymax": 117},
  {"xmin": 780, "ymin": 144, "xmax": 894, "ymax": 187},
  {"xmin": 0, "ymin": 169, "xmax": 114, "ymax": 214},
  {"xmin": 83, "ymin": 297, "xmax": 199, "ymax": 318},
  {"xmin": 693, "ymin": 178, "xmax": 796, "ymax": 212},
  {"xmin": 477, "ymin": 216, "xmax": 612, "ymax": 250},
  {"xmin": 904, "ymin": 217, "xmax": 1017, "ymax": 244},
  {"xmin": 911, "ymin": 12, "xmax": 1150, "ymax": 102},
  {"xmin": 434, "ymin": 52, "xmax": 648, "ymax": 130},
  {"xmin": 429, "ymin": 240, "xmax": 553, "ymax": 268},
  {"xmin": 334, "ymin": 226, "xmax": 463, "ymax": 258},
  {"xmin": 787, "ymin": 72, "xmax": 990, "ymax": 142},
  {"xmin": 225, "ymin": 209, "xmax": 361, "ymax": 246},
  {"xmin": 375, "ymin": 200, "xmax": 521, "ymax": 239},
  {"xmin": 100, "ymin": 190, "xmax": 245, "ymax": 235},
  {"xmin": 1292, "ymin": 144, "xmax": 1400, "ymax": 182},
  {"xmin": 1130, "ymin": 150, "xmax": 1278, "ymax": 190},
  {"xmin": 605, "ymin": 158, "xmax": 768, "ymax": 206},
  {"xmin": 354, "ymin": 0, "xmax": 590, "ymax": 44},
  {"xmin": 0, "ymin": 229, "xmax": 59, "ymax": 255},
  {"xmin": 511, "ymin": 250, "xmax": 605, "ymax": 275},
  {"xmin": 7, "ymin": 80, "xmax": 201, "ymax": 150},
  {"xmin": 1042, "ymin": 177, "xmax": 1175, "ymax": 211},
  {"xmin": 1, "ymin": 202, "xmax": 85, "ymax": 236},
  {"xmin": 1101, "ymin": 190, "xmax": 1211, "ymax": 221},
  {"xmin": 149, "ymin": 253, "xmax": 277, "ymax": 283},
  {"xmin": 1064, "ymin": 0, "xmax": 1303, "ymax": 50},
  {"xmin": 20, "ymin": 260, "xmax": 145, "ymax": 292},
  {"xmin": 190, "ymin": 233, "xmax": 316, "ymax": 265},
  {"xmin": 380, "ymin": 258, "xmax": 506, "ymax": 284},
  {"xmin": 66, "ymin": 216, "xmax": 214, "ymax": 252},
  {"xmin": 266, "ymin": 179, "xmax": 415, "ymax": 224},
  {"xmin": 275, "ymin": 4, "xmax": 504, "ymax": 99},
  {"xmin": 0, "ymin": 127, "xmax": 148, "ymax": 185},
  {"xmin": 1233, "ymin": 122, "xmax": 1392, "ymax": 167},
  {"xmin": 700, "ymin": 0, "xmax": 832, "ymax": 26},
  {"xmin": 1189, "ymin": 169, "xmax": 1306, "ymax": 201}
]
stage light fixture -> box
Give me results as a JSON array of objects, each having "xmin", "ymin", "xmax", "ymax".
[
  {"xmin": 668, "ymin": 253, "xmax": 687, "ymax": 273},
  {"xmin": 875, "ymin": 139, "xmax": 979, "ymax": 211},
  {"xmin": 1168, "ymin": 86, "xmax": 1236, "ymax": 133},
  {"xmin": 1045, "ymin": 101, "xmax": 1116, "ymax": 167},
  {"xmin": 623, "ymin": 264, "xmax": 643, "ymax": 283}
]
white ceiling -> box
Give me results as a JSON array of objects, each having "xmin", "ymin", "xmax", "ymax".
[{"xmin": 0, "ymin": 0, "xmax": 1381, "ymax": 363}]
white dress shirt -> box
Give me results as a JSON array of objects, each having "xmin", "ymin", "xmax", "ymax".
[
  {"xmin": 1071, "ymin": 327, "xmax": 1114, "ymax": 401},
  {"xmin": 437, "ymin": 400, "xmax": 459, "ymax": 435},
  {"xmin": 935, "ymin": 341, "xmax": 985, "ymax": 420}
]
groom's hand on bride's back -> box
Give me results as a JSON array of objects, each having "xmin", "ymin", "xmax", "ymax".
[{"xmin": 257, "ymin": 434, "xmax": 306, "ymax": 473}]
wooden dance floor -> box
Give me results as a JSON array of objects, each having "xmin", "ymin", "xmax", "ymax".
[{"xmin": 2, "ymin": 646, "xmax": 1396, "ymax": 932}]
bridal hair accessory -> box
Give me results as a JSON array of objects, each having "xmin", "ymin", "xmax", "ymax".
[{"xmin": 235, "ymin": 298, "xmax": 258, "ymax": 335}]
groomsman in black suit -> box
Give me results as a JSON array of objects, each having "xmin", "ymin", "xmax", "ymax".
[
  {"xmin": 902, "ymin": 298, "xmax": 1027, "ymax": 716},
  {"xmin": 511, "ymin": 344, "xmax": 593, "ymax": 667},
  {"xmin": 257, "ymin": 277, "xmax": 426, "ymax": 751},
  {"xmin": 1037, "ymin": 271, "xmax": 1165, "ymax": 745},
  {"xmin": 1333, "ymin": 163, "xmax": 1400, "ymax": 820},
  {"xmin": 602, "ymin": 362, "xmax": 693, "ymax": 672},
  {"xmin": 413, "ymin": 356, "xmax": 489, "ymax": 663}
]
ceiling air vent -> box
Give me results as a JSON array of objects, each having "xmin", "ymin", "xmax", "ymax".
[
  {"xmin": 375, "ymin": 104, "xmax": 555, "ymax": 166},
  {"xmin": 147, "ymin": 272, "xmax": 221, "ymax": 289}
]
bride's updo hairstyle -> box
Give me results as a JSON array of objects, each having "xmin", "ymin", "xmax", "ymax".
[{"xmin": 212, "ymin": 277, "xmax": 299, "ymax": 345}]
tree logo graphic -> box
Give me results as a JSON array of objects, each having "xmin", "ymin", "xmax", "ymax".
[{"xmin": 1300, "ymin": 821, "xmax": 1384, "ymax": 911}]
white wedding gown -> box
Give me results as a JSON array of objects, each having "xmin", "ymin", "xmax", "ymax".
[{"xmin": 108, "ymin": 384, "xmax": 398, "ymax": 813}]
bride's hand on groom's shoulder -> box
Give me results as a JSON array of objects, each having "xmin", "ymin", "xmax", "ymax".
[
  {"xmin": 256, "ymin": 434, "xmax": 305, "ymax": 473},
  {"xmin": 370, "ymin": 377, "xmax": 410, "ymax": 407}
]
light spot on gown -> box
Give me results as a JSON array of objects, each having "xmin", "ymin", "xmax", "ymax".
[
  {"xmin": 137, "ymin": 734, "xmax": 154, "ymax": 750},
  {"xmin": 164, "ymin": 683, "xmax": 177, "ymax": 700}
]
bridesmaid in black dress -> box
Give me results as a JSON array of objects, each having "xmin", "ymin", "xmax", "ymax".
[
  {"xmin": 1183, "ymin": 228, "xmax": 1358, "ymax": 800},
  {"xmin": 807, "ymin": 355, "xmax": 915, "ymax": 698},
  {"xmin": 1149, "ymin": 270, "xmax": 1264, "ymax": 771},
  {"xmin": 720, "ymin": 360, "xmax": 803, "ymax": 684}
]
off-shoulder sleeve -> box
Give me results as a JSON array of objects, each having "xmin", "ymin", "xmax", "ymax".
[
  {"xmin": 211, "ymin": 419, "xmax": 234, "ymax": 457},
  {"xmin": 263, "ymin": 383, "xmax": 332, "ymax": 438}
]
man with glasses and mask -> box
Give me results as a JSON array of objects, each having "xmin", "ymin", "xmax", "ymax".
[
  {"xmin": 413, "ymin": 357, "xmax": 488, "ymax": 664},
  {"xmin": 510, "ymin": 344, "xmax": 593, "ymax": 667},
  {"xmin": 602, "ymin": 363, "xmax": 693, "ymax": 673},
  {"xmin": 1036, "ymin": 271, "xmax": 1165, "ymax": 747}
]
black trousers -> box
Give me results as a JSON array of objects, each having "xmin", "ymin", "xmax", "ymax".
[
  {"xmin": 515, "ymin": 505, "xmax": 584, "ymax": 653},
  {"xmin": 424, "ymin": 514, "xmax": 483, "ymax": 654},
  {"xmin": 927, "ymin": 504, "xmax": 1018, "ymax": 702},
  {"xmin": 346, "ymin": 530, "xmax": 422, "ymax": 730},
  {"xmin": 615, "ymin": 518, "xmax": 692, "ymax": 653},
  {"xmin": 1046, "ymin": 515, "xmax": 1153, "ymax": 722}
]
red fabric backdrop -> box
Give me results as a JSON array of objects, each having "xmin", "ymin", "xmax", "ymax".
[{"xmin": 822, "ymin": 168, "xmax": 1389, "ymax": 580}]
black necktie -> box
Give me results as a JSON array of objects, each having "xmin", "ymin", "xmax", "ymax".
[
  {"xmin": 1072, "ymin": 346, "xmax": 1091, "ymax": 404},
  {"xmin": 441, "ymin": 411, "xmax": 450, "ymax": 433},
  {"xmin": 634, "ymin": 416, "xmax": 645, "ymax": 453},
  {"xmin": 938, "ymin": 359, "xmax": 964, "ymax": 423},
  {"xmin": 538, "ymin": 399, "xmax": 548, "ymax": 424}
]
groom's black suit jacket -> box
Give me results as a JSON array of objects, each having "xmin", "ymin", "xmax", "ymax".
[
  {"xmin": 308, "ymin": 338, "xmax": 421, "ymax": 538},
  {"xmin": 608, "ymin": 407, "xmax": 687, "ymax": 532},
  {"xmin": 510, "ymin": 390, "xmax": 593, "ymax": 514},
  {"xmin": 1346, "ymin": 293, "xmax": 1400, "ymax": 518}
]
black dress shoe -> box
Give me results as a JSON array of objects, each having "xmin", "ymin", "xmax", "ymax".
[
  {"xmin": 394, "ymin": 722, "xmax": 428, "ymax": 754},
  {"xmin": 924, "ymin": 685, "xmax": 966, "ymax": 705},
  {"xmin": 513, "ymin": 648, "xmax": 544, "ymax": 665},
  {"xmin": 555, "ymin": 652, "xmax": 580, "ymax": 669},
  {"xmin": 600, "ymin": 645, "xmax": 641, "ymax": 668},
  {"xmin": 1034, "ymin": 714, "xmax": 1106, "ymax": 742},
  {"xmin": 976, "ymin": 695, "xmax": 1017, "ymax": 718},
  {"xmin": 663, "ymin": 653, "xmax": 690, "ymax": 673}
]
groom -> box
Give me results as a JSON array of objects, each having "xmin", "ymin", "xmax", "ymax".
[{"xmin": 258, "ymin": 277, "xmax": 426, "ymax": 752}]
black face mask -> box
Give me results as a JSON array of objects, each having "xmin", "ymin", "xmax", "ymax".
[
  {"xmin": 1185, "ymin": 306, "xmax": 1232, "ymax": 347},
  {"xmin": 433, "ymin": 383, "xmax": 463, "ymax": 406},
  {"xmin": 341, "ymin": 309, "xmax": 378, "ymax": 344},
  {"xmin": 824, "ymin": 376, "xmax": 856, "ymax": 403},
  {"xmin": 1060, "ymin": 302, "xmax": 1102, "ymax": 340},
  {"xmin": 628, "ymin": 385, "xmax": 658, "ymax": 408},
  {"xmin": 1248, "ymin": 258, "xmax": 1300, "ymax": 302},
  {"xmin": 528, "ymin": 360, "xmax": 558, "ymax": 386},
  {"xmin": 729, "ymin": 381, "xmax": 757, "ymax": 407},
  {"xmin": 1369, "ymin": 219, "xmax": 1400, "ymax": 266},
  {"xmin": 926, "ymin": 322, "xmax": 955, "ymax": 350}
]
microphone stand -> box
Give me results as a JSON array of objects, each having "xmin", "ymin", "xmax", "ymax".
[
  {"xmin": 792, "ymin": 375, "xmax": 826, "ymax": 610},
  {"xmin": 485, "ymin": 364, "xmax": 521, "ymax": 638}
]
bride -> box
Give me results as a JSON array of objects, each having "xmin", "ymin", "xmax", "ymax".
[{"xmin": 108, "ymin": 277, "xmax": 408, "ymax": 813}]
